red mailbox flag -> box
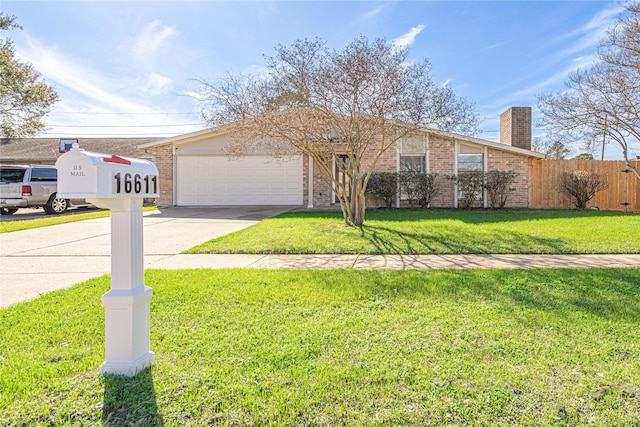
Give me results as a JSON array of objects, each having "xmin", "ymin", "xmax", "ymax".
[{"xmin": 103, "ymin": 155, "xmax": 132, "ymax": 166}]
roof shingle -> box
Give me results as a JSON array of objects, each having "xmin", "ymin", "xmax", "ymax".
[{"xmin": 0, "ymin": 138, "xmax": 159, "ymax": 164}]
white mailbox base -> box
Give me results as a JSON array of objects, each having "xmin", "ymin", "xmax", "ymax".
[
  {"xmin": 99, "ymin": 286, "xmax": 155, "ymax": 376},
  {"xmin": 93, "ymin": 198, "xmax": 155, "ymax": 377}
]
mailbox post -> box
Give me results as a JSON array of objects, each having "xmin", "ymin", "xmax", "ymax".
[{"xmin": 56, "ymin": 144, "xmax": 158, "ymax": 377}]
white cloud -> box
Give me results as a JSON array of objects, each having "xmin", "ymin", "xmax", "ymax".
[
  {"xmin": 510, "ymin": 54, "xmax": 598, "ymax": 100},
  {"xmin": 21, "ymin": 37, "xmax": 156, "ymax": 114},
  {"xmin": 565, "ymin": 4, "xmax": 625, "ymax": 38},
  {"xmin": 141, "ymin": 72, "xmax": 174, "ymax": 95},
  {"xmin": 477, "ymin": 42, "xmax": 507, "ymax": 53},
  {"xmin": 362, "ymin": 5, "xmax": 386, "ymax": 20},
  {"xmin": 484, "ymin": 4, "xmax": 622, "ymax": 117},
  {"xmin": 391, "ymin": 24, "xmax": 425, "ymax": 49},
  {"xmin": 17, "ymin": 37, "xmax": 201, "ymax": 137},
  {"xmin": 558, "ymin": 4, "xmax": 625, "ymax": 57},
  {"xmin": 129, "ymin": 19, "xmax": 179, "ymax": 68},
  {"xmin": 135, "ymin": 19, "xmax": 178, "ymax": 54}
]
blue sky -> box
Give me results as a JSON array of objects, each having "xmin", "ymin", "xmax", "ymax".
[{"xmin": 3, "ymin": 0, "xmax": 637, "ymax": 159}]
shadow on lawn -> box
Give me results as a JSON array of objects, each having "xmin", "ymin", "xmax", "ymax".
[
  {"xmin": 359, "ymin": 224, "xmax": 570, "ymax": 254},
  {"xmin": 505, "ymin": 270, "xmax": 638, "ymax": 317},
  {"xmin": 467, "ymin": 268, "xmax": 640, "ymax": 321},
  {"xmin": 103, "ymin": 367, "xmax": 163, "ymax": 426},
  {"xmin": 313, "ymin": 268, "xmax": 640, "ymax": 321},
  {"xmin": 282, "ymin": 208, "xmax": 636, "ymax": 224}
]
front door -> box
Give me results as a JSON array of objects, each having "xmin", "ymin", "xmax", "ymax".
[{"xmin": 334, "ymin": 154, "xmax": 351, "ymax": 203}]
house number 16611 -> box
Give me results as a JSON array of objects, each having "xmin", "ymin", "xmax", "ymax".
[{"xmin": 113, "ymin": 173, "xmax": 157, "ymax": 195}]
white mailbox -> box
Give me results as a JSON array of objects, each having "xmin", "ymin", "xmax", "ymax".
[
  {"xmin": 55, "ymin": 144, "xmax": 157, "ymax": 377},
  {"xmin": 55, "ymin": 147, "xmax": 158, "ymax": 203}
]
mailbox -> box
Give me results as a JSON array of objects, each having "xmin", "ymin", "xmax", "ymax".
[
  {"xmin": 55, "ymin": 146, "xmax": 158, "ymax": 201},
  {"xmin": 55, "ymin": 143, "xmax": 158, "ymax": 376}
]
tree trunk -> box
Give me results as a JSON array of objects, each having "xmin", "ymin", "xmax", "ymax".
[{"xmin": 345, "ymin": 173, "xmax": 366, "ymax": 226}]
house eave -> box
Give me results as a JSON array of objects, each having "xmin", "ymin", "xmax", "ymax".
[
  {"xmin": 138, "ymin": 124, "xmax": 547, "ymax": 160},
  {"xmin": 137, "ymin": 125, "xmax": 236, "ymax": 149},
  {"xmin": 422, "ymin": 127, "xmax": 546, "ymax": 159}
]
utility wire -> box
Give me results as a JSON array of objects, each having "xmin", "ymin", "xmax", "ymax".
[
  {"xmin": 51, "ymin": 124, "xmax": 202, "ymax": 128},
  {"xmin": 42, "ymin": 132, "xmax": 183, "ymax": 137},
  {"xmin": 49, "ymin": 112, "xmax": 199, "ymax": 115}
]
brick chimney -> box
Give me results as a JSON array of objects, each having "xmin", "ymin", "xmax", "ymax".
[{"xmin": 500, "ymin": 107, "xmax": 532, "ymax": 151}]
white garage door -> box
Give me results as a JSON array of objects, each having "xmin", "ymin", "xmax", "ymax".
[{"xmin": 176, "ymin": 156, "xmax": 303, "ymax": 206}]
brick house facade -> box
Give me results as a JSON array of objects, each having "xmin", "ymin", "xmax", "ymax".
[{"xmin": 140, "ymin": 107, "xmax": 544, "ymax": 208}]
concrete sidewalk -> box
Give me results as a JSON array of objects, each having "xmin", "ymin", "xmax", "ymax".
[
  {"xmin": 2, "ymin": 251, "xmax": 638, "ymax": 309},
  {"xmin": 0, "ymin": 206, "xmax": 290, "ymax": 308},
  {"xmin": 146, "ymin": 253, "xmax": 640, "ymax": 270},
  {"xmin": 1, "ymin": 205, "xmax": 638, "ymax": 309}
]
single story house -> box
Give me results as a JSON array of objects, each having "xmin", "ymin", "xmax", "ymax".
[
  {"xmin": 0, "ymin": 138, "xmax": 157, "ymax": 165},
  {"xmin": 139, "ymin": 107, "xmax": 546, "ymax": 209}
]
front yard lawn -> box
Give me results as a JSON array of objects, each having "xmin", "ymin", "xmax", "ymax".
[
  {"xmin": 187, "ymin": 209, "xmax": 640, "ymax": 255},
  {"xmin": 1, "ymin": 268, "xmax": 639, "ymax": 426}
]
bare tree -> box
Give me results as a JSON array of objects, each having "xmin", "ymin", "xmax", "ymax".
[
  {"xmin": 545, "ymin": 141, "xmax": 572, "ymax": 159},
  {"xmin": 558, "ymin": 170, "xmax": 609, "ymax": 209},
  {"xmin": 537, "ymin": 2, "xmax": 640, "ymax": 181},
  {"xmin": 531, "ymin": 137, "xmax": 548, "ymax": 154},
  {"xmin": 198, "ymin": 37, "xmax": 478, "ymax": 226}
]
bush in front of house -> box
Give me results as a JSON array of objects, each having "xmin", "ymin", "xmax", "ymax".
[
  {"xmin": 446, "ymin": 171, "xmax": 484, "ymax": 209},
  {"xmin": 366, "ymin": 170, "xmax": 518, "ymax": 210},
  {"xmin": 558, "ymin": 170, "xmax": 608, "ymax": 209},
  {"xmin": 364, "ymin": 172, "xmax": 398, "ymax": 208},
  {"xmin": 400, "ymin": 172, "xmax": 442, "ymax": 208},
  {"xmin": 485, "ymin": 170, "xmax": 519, "ymax": 209}
]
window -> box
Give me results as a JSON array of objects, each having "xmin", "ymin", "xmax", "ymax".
[
  {"xmin": 30, "ymin": 167, "xmax": 57, "ymax": 182},
  {"xmin": 400, "ymin": 155, "xmax": 425, "ymax": 173},
  {"xmin": 457, "ymin": 154, "xmax": 483, "ymax": 172},
  {"xmin": 457, "ymin": 144, "xmax": 483, "ymax": 172},
  {"xmin": 456, "ymin": 144, "xmax": 484, "ymax": 202},
  {"xmin": 399, "ymin": 156, "xmax": 426, "ymax": 202},
  {"xmin": 0, "ymin": 168, "xmax": 26, "ymax": 183}
]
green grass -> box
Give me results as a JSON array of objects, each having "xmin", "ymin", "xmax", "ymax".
[
  {"xmin": 0, "ymin": 206, "xmax": 157, "ymax": 234},
  {"xmin": 187, "ymin": 209, "xmax": 640, "ymax": 255},
  {"xmin": 2, "ymin": 268, "xmax": 639, "ymax": 426}
]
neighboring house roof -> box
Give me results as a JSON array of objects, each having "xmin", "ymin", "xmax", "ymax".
[
  {"xmin": 0, "ymin": 137, "xmax": 159, "ymax": 164},
  {"xmin": 138, "ymin": 125, "xmax": 547, "ymax": 159}
]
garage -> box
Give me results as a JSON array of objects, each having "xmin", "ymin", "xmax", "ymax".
[{"xmin": 176, "ymin": 155, "xmax": 303, "ymax": 206}]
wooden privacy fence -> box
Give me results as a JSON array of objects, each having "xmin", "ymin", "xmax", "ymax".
[{"xmin": 528, "ymin": 158, "xmax": 640, "ymax": 211}]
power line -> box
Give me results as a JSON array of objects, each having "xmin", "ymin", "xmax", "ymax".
[
  {"xmin": 42, "ymin": 132, "xmax": 182, "ymax": 137},
  {"xmin": 51, "ymin": 124, "xmax": 202, "ymax": 128},
  {"xmin": 49, "ymin": 112, "xmax": 199, "ymax": 115}
]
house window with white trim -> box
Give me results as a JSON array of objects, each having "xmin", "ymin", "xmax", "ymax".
[
  {"xmin": 457, "ymin": 146, "xmax": 483, "ymax": 172},
  {"xmin": 457, "ymin": 144, "xmax": 484, "ymax": 201},
  {"xmin": 400, "ymin": 155, "xmax": 426, "ymax": 173}
]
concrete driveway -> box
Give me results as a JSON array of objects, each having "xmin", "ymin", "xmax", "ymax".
[{"xmin": 0, "ymin": 206, "xmax": 290, "ymax": 308}]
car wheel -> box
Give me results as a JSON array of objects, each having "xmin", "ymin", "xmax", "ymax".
[
  {"xmin": 0, "ymin": 207, "xmax": 19, "ymax": 215},
  {"xmin": 44, "ymin": 194, "xmax": 68, "ymax": 215}
]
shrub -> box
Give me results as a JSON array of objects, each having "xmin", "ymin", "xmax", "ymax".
[
  {"xmin": 364, "ymin": 172, "xmax": 398, "ymax": 208},
  {"xmin": 558, "ymin": 170, "xmax": 608, "ymax": 209},
  {"xmin": 485, "ymin": 170, "xmax": 519, "ymax": 209},
  {"xmin": 400, "ymin": 172, "xmax": 442, "ymax": 208},
  {"xmin": 447, "ymin": 171, "xmax": 484, "ymax": 209}
]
